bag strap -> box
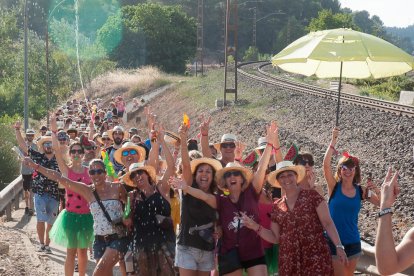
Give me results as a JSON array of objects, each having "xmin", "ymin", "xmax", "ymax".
[{"xmin": 92, "ymin": 185, "xmax": 114, "ymax": 225}]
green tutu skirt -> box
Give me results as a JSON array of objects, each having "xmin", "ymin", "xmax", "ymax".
[
  {"xmin": 49, "ymin": 209, "xmax": 94, "ymax": 249},
  {"xmin": 265, "ymin": 244, "xmax": 279, "ymax": 275}
]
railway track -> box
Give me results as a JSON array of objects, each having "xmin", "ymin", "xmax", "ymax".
[
  {"xmin": 238, "ymin": 61, "xmax": 414, "ymax": 275},
  {"xmin": 238, "ymin": 62, "xmax": 414, "ymax": 118}
]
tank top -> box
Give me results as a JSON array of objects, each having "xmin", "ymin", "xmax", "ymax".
[
  {"xmin": 89, "ymin": 199, "xmax": 124, "ymax": 235},
  {"xmin": 177, "ymin": 182, "xmax": 217, "ymax": 251},
  {"xmin": 328, "ymin": 182, "xmax": 361, "ymax": 244},
  {"xmin": 132, "ymin": 188, "xmax": 175, "ymax": 251},
  {"xmin": 66, "ymin": 167, "xmax": 91, "ymax": 214}
]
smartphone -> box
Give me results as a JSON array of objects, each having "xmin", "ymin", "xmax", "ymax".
[{"xmin": 366, "ymin": 172, "xmax": 373, "ymax": 198}]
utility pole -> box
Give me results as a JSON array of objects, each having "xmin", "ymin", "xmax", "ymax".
[
  {"xmin": 195, "ymin": 0, "xmax": 204, "ymax": 76},
  {"xmin": 24, "ymin": 0, "xmax": 29, "ymax": 130},
  {"xmin": 252, "ymin": 6, "xmax": 256, "ymax": 48},
  {"xmin": 223, "ymin": 0, "xmax": 238, "ymax": 104},
  {"xmin": 46, "ymin": 24, "xmax": 50, "ymax": 126}
]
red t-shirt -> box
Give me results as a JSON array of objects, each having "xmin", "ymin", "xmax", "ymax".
[{"xmin": 216, "ymin": 184, "xmax": 264, "ymax": 261}]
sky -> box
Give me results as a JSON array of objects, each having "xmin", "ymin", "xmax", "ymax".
[{"xmin": 339, "ymin": 0, "xmax": 414, "ymax": 28}]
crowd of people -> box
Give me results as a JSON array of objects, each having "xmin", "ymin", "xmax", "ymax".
[{"xmin": 13, "ymin": 95, "xmax": 413, "ymax": 276}]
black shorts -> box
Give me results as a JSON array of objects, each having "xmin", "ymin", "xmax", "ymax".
[
  {"xmin": 241, "ymin": 256, "xmax": 266, "ymax": 270},
  {"xmin": 22, "ymin": 174, "xmax": 33, "ymax": 191},
  {"xmin": 327, "ymin": 238, "xmax": 362, "ymax": 259}
]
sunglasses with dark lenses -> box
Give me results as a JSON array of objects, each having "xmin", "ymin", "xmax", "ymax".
[
  {"xmin": 122, "ymin": 149, "xmax": 138, "ymax": 156},
  {"xmin": 341, "ymin": 165, "xmax": 355, "ymax": 172},
  {"xmin": 70, "ymin": 149, "xmax": 84, "ymax": 154},
  {"xmin": 43, "ymin": 142, "xmax": 52, "ymax": 147},
  {"xmin": 102, "ymin": 137, "xmax": 111, "ymax": 141},
  {"xmin": 299, "ymin": 159, "xmax": 314, "ymax": 166},
  {"xmin": 221, "ymin": 143, "xmax": 236, "ymax": 149},
  {"xmin": 89, "ymin": 169, "xmax": 105, "ymax": 175},
  {"xmin": 223, "ymin": 170, "xmax": 242, "ymax": 178},
  {"xmin": 129, "ymin": 170, "xmax": 146, "ymax": 180}
]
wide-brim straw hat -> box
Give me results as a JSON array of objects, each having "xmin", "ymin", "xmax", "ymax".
[
  {"xmin": 256, "ymin": 137, "xmax": 267, "ymax": 150},
  {"xmin": 190, "ymin": 157, "xmax": 223, "ymax": 174},
  {"xmin": 267, "ymin": 161, "xmax": 306, "ymax": 188},
  {"xmin": 216, "ymin": 162, "xmax": 253, "ymax": 191},
  {"xmin": 213, "ymin": 133, "xmax": 237, "ymax": 151},
  {"xmin": 36, "ymin": 136, "xmax": 53, "ymax": 153},
  {"xmin": 164, "ymin": 130, "xmax": 181, "ymax": 145},
  {"xmin": 114, "ymin": 142, "xmax": 146, "ymax": 165},
  {"xmin": 123, "ymin": 162, "xmax": 157, "ymax": 187},
  {"xmin": 97, "ymin": 132, "xmax": 112, "ymax": 144},
  {"xmin": 107, "ymin": 125, "xmax": 128, "ymax": 139}
]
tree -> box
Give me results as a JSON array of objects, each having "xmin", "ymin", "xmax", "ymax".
[{"xmin": 307, "ymin": 9, "xmax": 358, "ymax": 31}]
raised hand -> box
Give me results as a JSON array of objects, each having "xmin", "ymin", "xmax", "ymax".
[
  {"xmin": 331, "ymin": 127, "xmax": 340, "ymax": 145},
  {"xmin": 235, "ymin": 141, "xmax": 245, "ymax": 161},
  {"xmin": 169, "ymin": 176, "xmax": 188, "ymax": 192},
  {"xmin": 178, "ymin": 124, "xmax": 188, "ymax": 140},
  {"xmin": 14, "ymin": 121, "xmax": 22, "ymax": 130},
  {"xmin": 266, "ymin": 121, "xmax": 279, "ymax": 146},
  {"xmin": 199, "ymin": 115, "xmax": 211, "ymax": 136},
  {"xmin": 307, "ymin": 170, "xmax": 316, "ymax": 188},
  {"xmin": 380, "ymin": 168, "xmax": 399, "ymax": 209},
  {"xmin": 50, "ymin": 114, "xmax": 58, "ymax": 132}
]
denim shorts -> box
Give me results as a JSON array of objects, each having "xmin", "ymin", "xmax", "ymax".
[
  {"xmin": 175, "ymin": 244, "xmax": 214, "ymax": 271},
  {"xmin": 93, "ymin": 236, "xmax": 129, "ymax": 260},
  {"xmin": 34, "ymin": 193, "xmax": 59, "ymax": 224},
  {"xmin": 327, "ymin": 238, "xmax": 362, "ymax": 259}
]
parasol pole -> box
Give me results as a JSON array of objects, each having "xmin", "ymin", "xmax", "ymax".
[{"xmin": 335, "ymin": 61, "xmax": 343, "ymax": 126}]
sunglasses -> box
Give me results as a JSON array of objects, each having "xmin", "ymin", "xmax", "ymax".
[
  {"xmin": 85, "ymin": 146, "xmax": 97, "ymax": 151},
  {"xmin": 89, "ymin": 169, "xmax": 105, "ymax": 175},
  {"xmin": 223, "ymin": 170, "xmax": 242, "ymax": 178},
  {"xmin": 70, "ymin": 149, "xmax": 84, "ymax": 154},
  {"xmin": 299, "ymin": 159, "xmax": 314, "ymax": 166},
  {"xmin": 129, "ymin": 170, "xmax": 146, "ymax": 180},
  {"xmin": 221, "ymin": 143, "xmax": 236, "ymax": 149},
  {"xmin": 341, "ymin": 165, "xmax": 355, "ymax": 172},
  {"xmin": 43, "ymin": 142, "xmax": 52, "ymax": 147},
  {"xmin": 102, "ymin": 137, "xmax": 111, "ymax": 141},
  {"xmin": 58, "ymin": 138, "xmax": 67, "ymax": 142},
  {"xmin": 122, "ymin": 149, "xmax": 138, "ymax": 157}
]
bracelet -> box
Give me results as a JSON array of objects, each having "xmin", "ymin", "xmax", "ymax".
[
  {"xmin": 378, "ymin": 208, "xmax": 393, "ymax": 218},
  {"xmin": 201, "ymin": 133, "xmax": 208, "ymax": 137},
  {"xmin": 273, "ymin": 146, "xmax": 281, "ymax": 151},
  {"xmin": 266, "ymin": 142, "xmax": 274, "ymax": 148},
  {"xmin": 336, "ymin": 244, "xmax": 345, "ymax": 250},
  {"xmin": 235, "ymin": 158, "xmax": 242, "ymax": 162}
]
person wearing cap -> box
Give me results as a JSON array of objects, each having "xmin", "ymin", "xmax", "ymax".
[
  {"xmin": 14, "ymin": 121, "xmax": 60, "ymax": 254},
  {"xmin": 171, "ymin": 121, "xmax": 279, "ymax": 275},
  {"xmin": 20, "ymin": 128, "xmax": 38, "ymax": 215},
  {"xmin": 48, "ymin": 115, "xmax": 94, "ymax": 275},
  {"xmin": 22, "ymin": 157, "xmax": 129, "ymax": 276},
  {"xmin": 168, "ymin": 124, "xmax": 223, "ymax": 275},
  {"xmin": 323, "ymin": 127, "xmax": 380, "ymax": 276},
  {"xmin": 106, "ymin": 126, "xmax": 127, "ymax": 173},
  {"xmin": 128, "ymin": 127, "xmax": 139, "ymax": 139},
  {"xmin": 67, "ymin": 127, "xmax": 78, "ymax": 141},
  {"xmin": 121, "ymin": 131, "xmax": 176, "ymax": 275},
  {"xmin": 241, "ymin": 160, "xmax": 346, "ymax": 275}
]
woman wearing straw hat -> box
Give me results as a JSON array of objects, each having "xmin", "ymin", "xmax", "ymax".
[
  {"xmin": 169, "ymin": 124, "xmax": 222, "ymax": 276},
  {"xmin": 242, "ymin": 160, "xmax": 346, "ymax": 276},
  {"xmin": 171, "ymin": 121, "xmax": 279, "ymax": 275},
  {"xmin": 22, "ymin": 157, "xmax": 129, "ymax": 276},
  {"xmin": 121, "ymin": 132, "xmax": 176, "ymax": 276},
  {"xmin": 323, "ymin": 127, "xmax": 380, "ymax": 276},
  {"xmin": 48, "ymin": 115, "xmax": 94, "ymax": 276}
]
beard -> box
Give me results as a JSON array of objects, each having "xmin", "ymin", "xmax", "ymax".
[{"xmin": 114, "ymin": 137, "xmax": 123, "ymax": 145}]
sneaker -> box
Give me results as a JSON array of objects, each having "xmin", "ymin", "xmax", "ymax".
[
  {"xmin": 25, "ymin": 207, "xmax": 29, "ymax": 214},
  {"xmin": 74, "ymin": 261, "xmax": 79, "ymax": 272},
  {"xmin": 43, "ymin": 245, "xmax": 52, "ymax": 254},
  {"xmin": 28, "ymin": 209, "xmax": 34, "ymax": 216},
  {"xmin": 37, "ymin": 244, "xmax": 45, "ymax": 252}
]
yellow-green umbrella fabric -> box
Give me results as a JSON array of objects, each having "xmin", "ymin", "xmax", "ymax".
[
  {"xmin": 271, "ymin": 28, "xmax": 414, "ymax": 125},
  {"xmin": 272, "ymin": 28, "xmax": 414, "ymax": 79}
]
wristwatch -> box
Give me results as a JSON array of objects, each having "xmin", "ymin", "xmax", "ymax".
[{"xmin": 336, "ymin": 244, "xmax": 345, "ymax": 250}]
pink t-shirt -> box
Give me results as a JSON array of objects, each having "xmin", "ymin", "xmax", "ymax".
[
  {"xmin": 116, "ymin": 100, "xmax": 125, "ymax": 112},
  {"xmin": 67, "ymin": 167, "xmax": 91, "ymax": 214},
  {"xmin": 216, "ymin": 184, "xmax": 264, "ymax": 261}
]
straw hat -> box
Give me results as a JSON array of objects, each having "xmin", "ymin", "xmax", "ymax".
[
  {"xmin": 107, "ymin": 125, "xmax": 128, "ymax": 139},
  {"xmin": 256, "ymin": 137, "xmax": 267, "ymax": 150},
  {"xmin": 213, "ymin": 133, "xmax": 238, "ymax": 151},
  {"xmin": 216, "ymin": 162, "xmax": 253, "ymax": 190},
  {"xmin": 164, "ymin": 130, "xmax": 181, "ymax": 145},
  {"xmin": 190, "ymin": 157, "xmax": 223, "ymax": 174},
  {"xmin": 114, "ymin": 142, "xmax": 146, "ymax": 165},
  {"xmin": 267, "ymin": 161, "xmax": 306, "ymax": 188},
  {"xmin": 36, "ymin": 136, "xmax": 53, "ymax": 153},
  {"xmin": 123, "ymin": 162, "xmax": 157, "ymax": 187},
  {"xmin": 97, "ymin": 132, "xmax": 112, "ymax": 144}
]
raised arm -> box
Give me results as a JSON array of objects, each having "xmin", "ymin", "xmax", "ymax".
[
  {"xmin": 199, "ymin": 115, "xmax": 212, "ymax": 158},
  {"xmin": 88, "ymin": 118, "xmax": 95, "ymax": 141},
  {"xmin": 23, "ymin": 157, "xmax": 93, "ymax": 201},
  {"xmin": 375, "ymin": 168, "xmax": 414, "ymax": 275},
  {"xmin": 50, "ymin": 115, "xmax": 69, "ymax": 176},
  {"xmin": 178, "ymin": 124, "xmax": 193, "ymax": 187},
  {"xmin": 323, "ymin": 127, "xmax": 339, "ymax": 196},
  {"xmin": 157, "ymin": 125, "xmax": 175, "ymax": 197},
  {"xmin": 14, "ymin": 121, "xmax": 28, "ymax": 154},
  {"xmin": 252, "ymin": 121, "xmax": 278, "ymax": 194},
  {"xmin": 170, "ymin": 177, "xmax": 217, "ymax": 209},
  {"xmin": 147, "ymin": 122, "xmax": 159, "ymax": 169}
]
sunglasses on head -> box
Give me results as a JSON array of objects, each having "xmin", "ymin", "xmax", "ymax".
[
  {"xmin": 299, "ymin": 159, "xmax": 314, "ymax": 166},
  {"xmin": 129, "ymin": 170, "xmax": 146, "ymax": 180},
  {"xmin": 221, "ymin": 143, "xmax": 236, "ymax": 149},
  {"xmin": 341, "ymin": 165, "xmax": 355, "ymax": 172},
  {"xmin": 223, "ymin": 170, "xmax": 242, "ymax": 178},
  {"xmin": 70, "ymin": 149, "xmax": 84, "ymax": 154},
  {"xmin": 89, "ymin": 169, "xmax": 105, "ymax": 175},
  {"xmin": 122, "ymin": 149, "xmax": 137, "ymax": 157}
]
